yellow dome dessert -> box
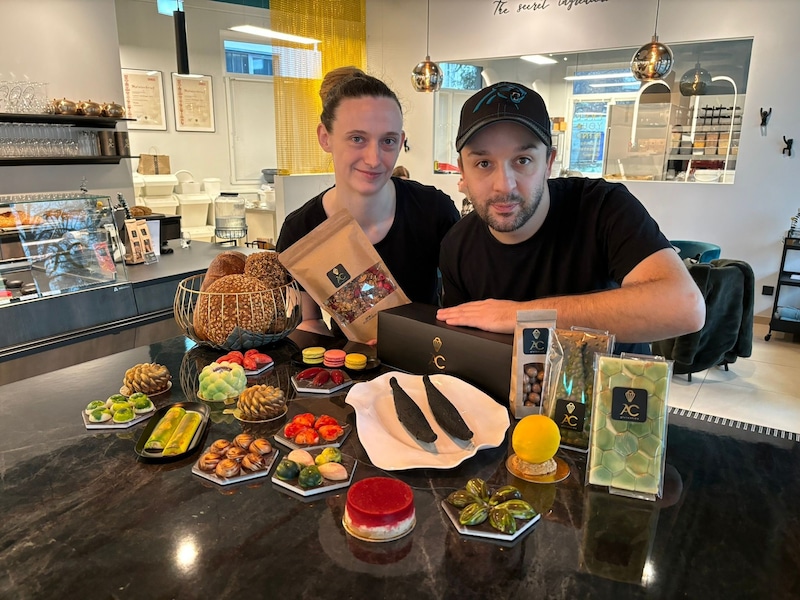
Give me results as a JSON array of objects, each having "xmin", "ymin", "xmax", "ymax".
[{"xmin": 512, "ymin": 415, "xmax": 561, "ymax": 465}]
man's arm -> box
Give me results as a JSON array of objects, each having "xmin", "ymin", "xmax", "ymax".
[{"xmin": 436, "ymin": 248, "xmax": 705, "ymax": 343}]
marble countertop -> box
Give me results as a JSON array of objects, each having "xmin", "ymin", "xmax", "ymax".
[{"xmin": 1, "ymin": 332, "xmax": 798, "ymax": 599}]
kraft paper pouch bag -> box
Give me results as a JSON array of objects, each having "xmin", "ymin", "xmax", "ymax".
[
  {"xmin": 509, "ymin": 309, "xmax": 561, "ymax": 419},
  {"xmin": 544, "ymin": 327, "xmax": 615, "ymax": 453},
  {"xmin": 278, "ymin": 209, "xmax": 410, "ymax": 343}
]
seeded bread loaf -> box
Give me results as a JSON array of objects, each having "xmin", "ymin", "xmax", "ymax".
[
  {"xmin": 193, "ymin": 274, "xmax": 276, "ymax": 345},
  {"xmin": 200, "ymin": 251, "xmax": 247, "ymax": 292}
]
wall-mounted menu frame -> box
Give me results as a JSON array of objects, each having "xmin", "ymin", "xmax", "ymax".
[
  {"xmin": 121, "ymin": 69, "xmax": 167, "ymax": 131},
  {"xmin": 171, "ymin": 73, "xmax": 215, "ymax": 133}
]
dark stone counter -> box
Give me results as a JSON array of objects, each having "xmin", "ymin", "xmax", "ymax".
[{"xmin": 1, "ymin": 332, "xmax": 798, "ymax": 599}]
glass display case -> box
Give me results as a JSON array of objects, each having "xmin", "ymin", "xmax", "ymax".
[{"xmin": 0, "ymin": 193, "xmax": 127, "ymax": 304}]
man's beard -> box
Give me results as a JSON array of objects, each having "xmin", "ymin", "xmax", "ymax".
[{"xmin": 473, "ymin": 188, "xmax": 543, "ymax": 233}]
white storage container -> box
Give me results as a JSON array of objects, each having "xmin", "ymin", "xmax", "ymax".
[
  {"xmin": 141, "ymin": 195, "xmax": 179, "ymax": 215},
  {"xmin": 175, "ymin": 193, "xmax": 212, "ymax": 228},
  {"xmin": 132, "ymin": 173, "xmax": 145, "ymax": 198},
  {"xmin": 202, "ymin": 177, "xmax": 221, "ymax": 198},
  {"xmin": 141, "ymin": 174, "xmax": 178, "ymax": 197},
  {"xmin": 181, "ymin": 225, "xmax": 215, "ymax": 243}
]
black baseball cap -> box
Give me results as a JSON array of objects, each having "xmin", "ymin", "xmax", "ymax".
[{"xmin": 455, "ymin": 82, "xmax": 551, "ymax": 152}]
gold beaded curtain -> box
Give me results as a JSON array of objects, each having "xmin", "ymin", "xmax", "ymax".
[{"xmin": 271, "ymin": 0, "xmax": 366, "ymax": 174}]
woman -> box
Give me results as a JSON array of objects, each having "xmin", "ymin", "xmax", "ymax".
[{"xmin": 276, "ymin": 66, "xmax": 459, "ymax": 336}]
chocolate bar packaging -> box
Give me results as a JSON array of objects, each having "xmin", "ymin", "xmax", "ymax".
[
  {"xmin": 509, "ymin": 310, "xmax": 560, "ymax": 419},
  {"xmin": 587, "ymin": 354, "xmax": 672, "ymax": 500}
]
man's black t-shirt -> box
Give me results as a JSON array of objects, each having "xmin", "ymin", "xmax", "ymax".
[
  {"xmin": 439, "ymin": 178, "xmax": 671, "ymax": 353},
  {"xmin": 277, "ymin": 177, "xmax": 460, "ymax": 305}
]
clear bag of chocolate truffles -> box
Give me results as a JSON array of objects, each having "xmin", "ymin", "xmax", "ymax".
[
  {"xmin": 587, "ymin": 353, "xmax": 673, "ymax": 501},
  {"xmin": 509, "ymin": 309, "xmax": 562, "ymax": 419},
  {"xmin": 544, "ymin": 328, "xmax": 615, "ymax": 453}
]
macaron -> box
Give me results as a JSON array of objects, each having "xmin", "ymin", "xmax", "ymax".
[
  {"xmin": 323, "ymin": 349, "xmax": 346, "ymax": 368},
  {"xmin": 344, "ymin": 352, "xmax": 367, "ymax": 371},
  {"xmin": 301, "ymin": 346, "xmax": 325, "ymax": 365}
]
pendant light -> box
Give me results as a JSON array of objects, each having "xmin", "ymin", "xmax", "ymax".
[
  {"xmin": 679, "ymin": 61, "xmax": 712, "ymax": 96},
  {"xmin": 411, "ymin": 0, "xmax": 442, "ymax": 92},
  {"xmin": 630, "ymin": 0, "xmax": 673, "ymax": 82}
]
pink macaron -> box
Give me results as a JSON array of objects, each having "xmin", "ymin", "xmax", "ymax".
[{"xmin": 323, "ymin": 349, "xmax": 346, "ymax": 368}]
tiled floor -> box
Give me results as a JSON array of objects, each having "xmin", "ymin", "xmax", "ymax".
[{"xmin": 667, "ymin": 322, "xmax": 800, "ymax": 434}]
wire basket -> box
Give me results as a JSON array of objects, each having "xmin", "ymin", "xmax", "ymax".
[{"xmin": 174, "ymin": 273, "xmax": 302, "ymax": 350}]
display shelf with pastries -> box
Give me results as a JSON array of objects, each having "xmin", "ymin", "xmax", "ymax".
[{"xmin": 0, "ymin": 193, "xmax": 127, "ymax": 300}]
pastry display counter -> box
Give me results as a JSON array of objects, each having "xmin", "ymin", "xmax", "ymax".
[
  {"xmin": 0, "ymin": 330, "xmax": 798, "ymax": 599},
  {"xmin": 0, "ymin": 241, "xmax": 251, "ymax": 360}
]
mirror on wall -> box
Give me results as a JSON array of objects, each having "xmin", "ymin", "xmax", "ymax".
[{"xmin": 434, "ymin": 38, "xmax": 753, "ymax": 184}]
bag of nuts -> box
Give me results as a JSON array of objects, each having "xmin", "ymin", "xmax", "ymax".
[
  {"xmin": 544, "ymin": 328, "xmax": 614, "ymax": 452},
  {"xmin": 278, "ymin": 210, "xmax": 410, "ymax": 343},
  {"xmin": 509, "ymin": 309, "xmax": 562, "ymax": 419}
]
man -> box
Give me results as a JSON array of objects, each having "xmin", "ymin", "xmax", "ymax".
[{"xmin": 436, "ymin": 82, "xmax": 705, "ymax": 347}]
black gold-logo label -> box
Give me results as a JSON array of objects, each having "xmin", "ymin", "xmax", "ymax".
[
  {"xmin": 611, "ymin": 387, "xmax": 648, "ymax": 423},
  {"xmin": 522, "ymin": 327, "xmax": 548, "ymax": 355},
  {"xmin": 326, "ymin": 264, "xmax": 350, "ymax": 288},
  {"xmin": 554, "ymin": 399, "xmax": 585, "ymax": 431}
]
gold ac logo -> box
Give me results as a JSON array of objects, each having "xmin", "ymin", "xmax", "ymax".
[
  {"xmin": 561, "ymin": 401, "xmax": 578, "ymax": 427},
  {"xmin": 432, "ymin": 336, "xmax": 445, "ymax": 370},
  {"xmin": 619, "ymin": 389, "xmax": 640, "ymax": 419}
]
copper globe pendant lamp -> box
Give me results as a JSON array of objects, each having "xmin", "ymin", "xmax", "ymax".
[
  {"xmin": 679, "ymin": 61, "xmax": 712, "ymax": 96},
  {"xmin": 630, "ymin": 0, "xmax": 673, "ymax": 82},
  {"xmin": 411, "ymin": 0, "xmax": 442, "ymax": 92}
]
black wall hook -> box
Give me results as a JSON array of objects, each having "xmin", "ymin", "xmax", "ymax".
[
  {"xmin": 783, "ymin": 136, "xmax": 793, "ymax": 156},
  {"xmin": 760, "ymin": 107, "xmax": 772, "ymax": 127},
  {"xmin": 403, "ymin": 139, "xmax": 410, "ymax": 153}
]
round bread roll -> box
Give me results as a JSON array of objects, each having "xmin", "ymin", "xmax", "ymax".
[
  {"xmin": 192, "ymin": 274, "xmax": 276, "ymax": 345},
  {"xmin": 244, "ymin": 251, "xmax": 290, "ymax": 289},
  {"xmin": 200, "ymin": 251, "xmax": 247, "ymax": 292}
]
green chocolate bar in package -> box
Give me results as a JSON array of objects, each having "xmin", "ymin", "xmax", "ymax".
[{"xmin": 587, "ymin": 354, "xmax": 672, "ymax": 499}]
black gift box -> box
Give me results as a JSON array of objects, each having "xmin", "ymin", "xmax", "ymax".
[{"xmin": 377, "ymin": 303, "xmax": 513, "ymax": 403}]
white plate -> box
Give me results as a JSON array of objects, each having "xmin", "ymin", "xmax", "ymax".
[
  {"xmin": 271, "ymin": 453, "xmax": 357, "ymax": 497},
  {"xmin": 345, "ymin": 371, "xmax": 510, "ymax": 470},
  {"xmin": 82, "ymin": 406, "xmax": 155, "ymax": 430},
  {"xmin": 192, "ymin": 448, "xmax": 279, "ymax": 486},
  {"xmin": 441, "ymin": 501, "xmax": 541, "ymax": 543}
]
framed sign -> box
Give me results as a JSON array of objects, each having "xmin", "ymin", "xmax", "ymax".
[
  {"xmin": 172, "ymin": 73, "xmax": 215, "ymax": 132},
  {"xmin": 121, "ymin": 69, "xmax": 167, "ymax": 130}
]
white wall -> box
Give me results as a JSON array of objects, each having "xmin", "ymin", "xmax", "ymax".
[
  {"xmin": 115, "ymin": 0, "xmax": 273, "ymax": 192},
  {"xmin": 367, "ymin": 0, "xmax": 800, "ymax": 319},
  {"xmin": 0, "ymin": 0, "xmax": 134, "ymax": 201}
]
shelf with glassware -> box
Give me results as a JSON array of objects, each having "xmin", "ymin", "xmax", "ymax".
[
  {"xmin": 0, "ymin": 193, "xmax": 128, "ymax": 306},
  {"xmin": 603, "ymin": 102, "xmax": 689, "ymax": 181},
  {"xmin": 0, "ymin": 113, "xmax": 134, "ymax": 166},
  {"xmin": 666, "ymin": 97, "xmax": 742, "ymax": 182}
]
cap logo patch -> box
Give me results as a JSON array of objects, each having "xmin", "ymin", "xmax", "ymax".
[{"xmin": 474, "ymin": 83, "xmax": 527, "ymax": 112}]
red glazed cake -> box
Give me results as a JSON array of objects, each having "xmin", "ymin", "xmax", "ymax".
[{"xmin": 343, "ymin": 477, "xmax": 415, "ymax": 541}]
